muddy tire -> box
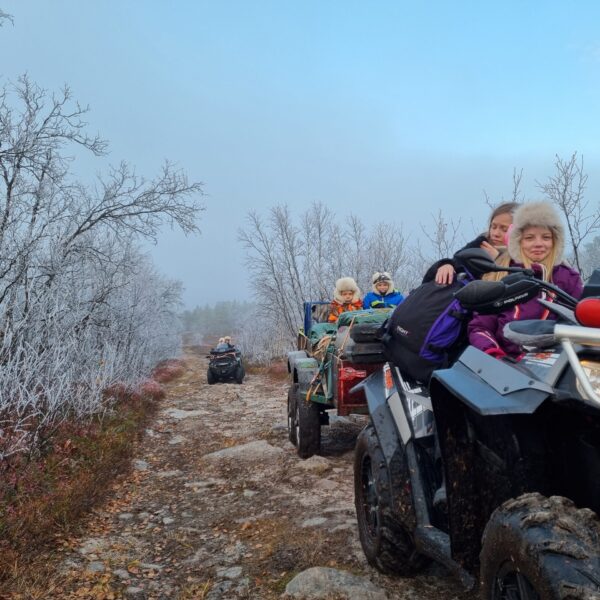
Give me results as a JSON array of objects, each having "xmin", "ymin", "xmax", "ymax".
[
  {"xmin": 480, "ymin": 492, "xmax": 600, "ymax": 600},
  {"xmin": 354, "ymin": 424, "xmax": 428, "ymax": 575},
  {"xmin": 295, "ymin": 389, "xmax": 321, "ymax": 459},
  {"xmin": 207, "ymin": 368, "xmax": 216, "ymax": 385},
  {"xmin": 287, "ymin": 384, "xmax": 298, "ymax": 446}
]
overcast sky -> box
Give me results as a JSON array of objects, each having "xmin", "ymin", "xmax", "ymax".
[{"xmin": 2, "ymin": 1, "xmax": 600, "ymax": 306}]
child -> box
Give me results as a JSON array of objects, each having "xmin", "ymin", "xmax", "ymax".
[
  {"xmin": 362, "ymin": 272, "xmax": 404, "ymax": 309},
  {"xmin": 328, "ymin": 277, "xmax": 363, "ymax": 322},
  {"xmin": 468, "ymin": 202, "xmax": 583, "ymax": 358}
]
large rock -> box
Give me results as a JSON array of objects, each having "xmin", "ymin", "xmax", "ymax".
[
  {"xmin": 284, "ymin": 567, "xmax": 388, "ymax": 599},
  {"xmin": 202, "ymin": 440, "xmax": 285, "ymax": 463},
  {"xmin": 296, "ymin": 455, "xmax": 330, "ymax": 474},
  {"xmin": 164, "ymin": 408, "xmax": 205, "ymax": 420}
]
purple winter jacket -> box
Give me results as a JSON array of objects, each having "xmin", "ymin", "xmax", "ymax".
[{"xmin": 468, "ymin": 264, "xmax": 583, "ymax": 357}]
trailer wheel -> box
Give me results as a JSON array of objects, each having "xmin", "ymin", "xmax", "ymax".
[
  {"xmin": 295, "ymin": 388, "xmax": 321, "ymax": 459},
  {"xmin": 354, "ymin": 424, "xmax": 428, "ymax": 575},
  {"xmin": 480, "ymin": 492, "xmax": 600, "ymax": 600},
  {"xmin": 287, "ymin": 384, "xmax": 298, "ymax": 446}
]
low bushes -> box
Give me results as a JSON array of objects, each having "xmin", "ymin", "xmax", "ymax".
[
  {"xmin": 0, "ymin": 377, "xmax": 166, "ymax": 583},
  {"xmin": 151, "ymin": 358, "xmax": 187, "ymax": 383}
]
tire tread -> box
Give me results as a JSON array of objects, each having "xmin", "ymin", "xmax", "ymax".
[
  {"xmin": 480, "ymin": 492, "xmax": 600, "ymax": 599},
  {"xmin": 354, "ymin": 424, "xmax": 428, "ymax": 575}
]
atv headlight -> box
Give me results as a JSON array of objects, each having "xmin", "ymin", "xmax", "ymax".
[{"xmin": 577, "ymin": 360, "xmax": 600, "ymax": 400}]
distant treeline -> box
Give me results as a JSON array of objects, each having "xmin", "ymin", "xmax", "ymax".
[{"xmin": 181, "ymin": 301, "xmax": 253, "ymax": 337}]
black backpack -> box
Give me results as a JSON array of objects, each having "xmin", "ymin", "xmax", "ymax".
[{"xmin": 381, "ymin": 275, "xmax": 472, "ymax": 382}]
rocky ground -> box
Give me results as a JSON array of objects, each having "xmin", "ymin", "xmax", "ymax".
[{"xmin": 37, "ymin": 347, "xmax": 477, "ymax": 599}]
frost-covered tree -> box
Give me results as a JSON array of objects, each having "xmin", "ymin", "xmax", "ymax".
[
  {"xmin": 239, "ymin": 202, "xmax": 409, "ymax": 349},
  {"xmin": 538, "ymin": 152, "xmax": 597, "ymax": 278},
  {"xmin": 0, "ymin": 76, "xmax": 203, "ymax": 458}
]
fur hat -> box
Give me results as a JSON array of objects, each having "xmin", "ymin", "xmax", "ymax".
[
  {"xmin": 371, "ymin": 272, "xmax": 394, "ymax": 294},
  {"xmin": 334, "ymin": 277, "xmax": 361, "ymax": 303},
  {"xmin": 508, "ymin": 201, "xmax": 565, "ymax": 263}
]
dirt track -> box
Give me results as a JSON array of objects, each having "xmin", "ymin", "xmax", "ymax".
[{"xmin": 44, "ymin": 347, "xmax": 476, "ymax": 599}]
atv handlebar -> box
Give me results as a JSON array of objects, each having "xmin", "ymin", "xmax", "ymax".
[{"xmin": 455, "ymin": 270, "xmax": 578, "ymax": 315}]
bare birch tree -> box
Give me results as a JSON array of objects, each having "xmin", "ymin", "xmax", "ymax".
[
  {"xmin": 420, "ymin": 209, "xmax": 462, "ymax": 260},
  {"xmin": 538, "ymin": 152, "xmax": 596, "ymax": 276},
  {"xmin": 240, "ymin": 203, "xmax": 411, "ymax": 347},
  {"xmin": 301, "ymin": 202, "xmax": 333, "ymax": 300},
  {"xmin": 484, "ymin": 167, "xmax": 524, "ymax": 210},
  {"xmin": 0, "ymin": 75, "xmax": 204, "ymax": 460}
]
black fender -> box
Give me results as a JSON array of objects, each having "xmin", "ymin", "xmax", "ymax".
[
  {"xmin": 431, "ymin": 346, "xmax": 552, "ymax": 416},
  {"xmin": 354, "ymin": 366, "xmax": 421, "ymax": 534},
  {"xmin": 354, "ymin": 368, "xmax": 404, "ymax": 466}
]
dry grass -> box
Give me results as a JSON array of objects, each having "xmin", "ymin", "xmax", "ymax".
[
  {"xmin": 0, "ymin": 379, "xmax": 166, "ymax": 592},
  {"xmin": 245, "ymin": 359, "xmax": 288, "ymax": 382}
]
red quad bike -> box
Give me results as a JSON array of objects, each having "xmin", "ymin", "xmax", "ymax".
[
  {"xmin": 353, "ymin": 249, "xmax": 600, "ymax": 599},
  {"xmin": 286, "ymin": 302, "xmax": 391, "ymax": 458}
]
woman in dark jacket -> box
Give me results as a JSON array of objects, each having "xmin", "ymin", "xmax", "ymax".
[
  {"xmin": 425, "ymin": 202, "xmax": 519, "ymax": 284},
  {"xmin": 468, "ymin": 201, "xmax": 583, "ymax": 359}
]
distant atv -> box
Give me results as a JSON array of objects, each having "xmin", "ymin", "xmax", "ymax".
[
  {"xmin": 353, "ymin": 249, "xmax": 600, "ymax": 599},
  {"xmin": 207, "ymin": 344, "xmax": 245, "ymax": 384},
  {"xmin": 287, "ymin": 301, "xmax": 391, "ymax": 458}
]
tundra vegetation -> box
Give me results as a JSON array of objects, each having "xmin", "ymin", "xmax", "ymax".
[{"xmin": 0, "ymin": 75, "xmax": 202, "ymax": 576}]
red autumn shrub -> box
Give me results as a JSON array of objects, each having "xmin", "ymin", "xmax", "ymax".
[
  {"xmin": 138, "ymin": 379, "xmax": 166, "ymax": 401},
  {"xmin": 151, "ymin": 359, "xmax": 186, "ymax": 383},
  {"xmin": 102, "ymin": 381, "xmax": 132, "ymax": 403}
]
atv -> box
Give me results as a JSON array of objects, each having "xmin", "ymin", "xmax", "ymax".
[
  {"xmin": 287, "ymin": 301, "xmax": 391, "ymax": 459},
  {"xmin": 353, "ymin": 249, "xmax": 600, "ymax": 599},
  {"xmin": 207, "ymin": 344, "xmax": 245, "ymax": 384}
]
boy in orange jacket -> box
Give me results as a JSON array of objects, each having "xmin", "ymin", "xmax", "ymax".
[{"xmin": 328, "ymin": 277, "xmax": 363, "ymax": 322}]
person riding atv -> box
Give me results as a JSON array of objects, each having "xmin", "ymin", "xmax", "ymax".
[
  {"xmin": 353, "ymin": 244, "xmax": 600, "ymax": 599},
  {"xmin": 207, "ymin": 337, "xmax": 245, "ymax": 384}
]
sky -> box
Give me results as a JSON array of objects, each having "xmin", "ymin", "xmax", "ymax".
[{"xmin": 1, "ymin": 1, "xmax": 600, "ymax": 306}]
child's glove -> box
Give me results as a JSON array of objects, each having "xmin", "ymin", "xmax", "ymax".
[{"xmin": 484, "ymin": 347, "xmax": 507, "ymax": 360}]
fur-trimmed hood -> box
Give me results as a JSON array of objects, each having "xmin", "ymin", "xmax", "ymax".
[
  {"xmin": 371, "ymin": 272, "xmax": 394, "ymax": 295},
  {"xmin": 508, "ymin": 201, "xmax": 565, "ymax": 264},
  {"xmin": 333, "ymin": 277, "xmax": 361, "ymax": 303}
]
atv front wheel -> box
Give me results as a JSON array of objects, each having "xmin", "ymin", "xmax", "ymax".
[
  {"xmin": 295, "ymin": 389, "xmax": 321, "ymax": 459},
  {"xmin": 354, "ymin": 424, "xmax": 428, "ymax": 575},
  {"xmin": 235, "ymin": 365, "xmax": 245, "ymax": 384},
  {"xmin": 207, "ymin": 369, "xmax": 216, "ymax": 385},
  {"xmin": 480, "ymin": 492, "xmax": 600, "ymax": 600},
  {"xmin": 287, "ymin": 384, "xmax": 298, "ymax": 446}
]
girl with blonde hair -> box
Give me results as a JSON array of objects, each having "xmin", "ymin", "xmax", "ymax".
[{"xmin": 468, "ymin": 202, "xmax": 583, "ymax": 359}]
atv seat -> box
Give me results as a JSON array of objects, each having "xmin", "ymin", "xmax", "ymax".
[{"xmin": 503, "ymin": 319, "xmax": 556, "ymax": 349}]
